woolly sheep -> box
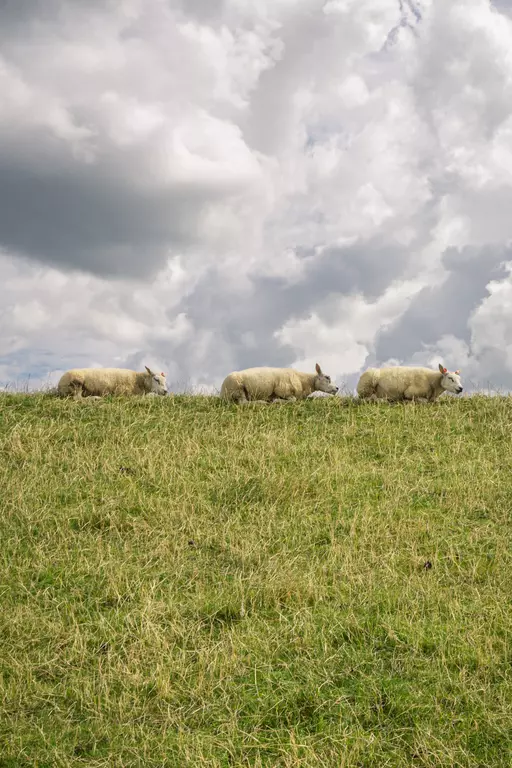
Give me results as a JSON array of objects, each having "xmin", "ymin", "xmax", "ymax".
[
  {"xmin": 357, "ymin": 363, "xmax": 463, "ymax": 402},
  {"xmin": 220, "ymin": 363, "xmax": 338, "ymax": 404},
  {"xmin": 57, "ymin": 366, "xmax": 168, "ymax": 399}
]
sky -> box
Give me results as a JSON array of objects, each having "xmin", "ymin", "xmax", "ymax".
[{"xmin": 1, "ymin": 0, "xmax": 512, "ymax": 393}]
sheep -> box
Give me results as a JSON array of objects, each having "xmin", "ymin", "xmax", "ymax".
[
  {"xmin": 220, "ymin": 363, "xmax": 338, "ymax": 404},
  {"xmin": 57, "ymin": 366, "xmax": 168, "ymax": 399},
  {"xmin": 356, "ymin": 363, "xmax": 463, "ymax": 403}
]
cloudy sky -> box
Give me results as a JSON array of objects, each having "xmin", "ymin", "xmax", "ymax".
[{"xmin": 1, "ymin": 0, "xmax": 512, "ymax": 392}]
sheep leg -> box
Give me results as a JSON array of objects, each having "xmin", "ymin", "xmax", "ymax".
[
  {"xmin": 236, "ymin": 388, "xmax": 269, "ymax": 405},
  {"xmin": 66, "ymin": 379, "xmax": 101, "ymax": 401},
  {"xmin": 68, "ymin": 380, "xmax": 84, "ymax": 400},
  {"xmin": 79, "ymin": 385, "xmax": 102, "ymax": 401},
  {"xmin": 403, "ymin": 386, "xmax": 429, "ymax": 403}
]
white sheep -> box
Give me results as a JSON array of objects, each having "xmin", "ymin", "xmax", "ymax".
[
  {"xmin": 57, "ymin": 366, "xmax": 168, "ymax": 399},
  {"xmin": 357, "ymin": 363, "xmax": 463, "ymax": 402},
  {"xmin": 220, "ymin": 363, "xmax": 338, "ymax": 404}
]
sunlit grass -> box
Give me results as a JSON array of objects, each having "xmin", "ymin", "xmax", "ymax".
[{"xmin": 1, "ymin": 392, "xmax": 511, "ymax": 766}]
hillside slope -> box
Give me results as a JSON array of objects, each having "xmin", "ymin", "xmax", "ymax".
[{"xmin": 1, "ymin": 393, "xmax": 512, "ymax": 767}]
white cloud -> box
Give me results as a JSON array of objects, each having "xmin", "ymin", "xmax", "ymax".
[
  {"xmin": 2, "ymin": 0, "xmax": 512, "ymax": 390},
  {"xmin": 275, "ymin": 278, "xmax": 422, "ymax": 381}
]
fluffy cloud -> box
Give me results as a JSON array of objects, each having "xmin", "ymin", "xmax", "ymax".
[{"xmin": 2, "ymin": 0, "xmax": 512, "ymax": 392}]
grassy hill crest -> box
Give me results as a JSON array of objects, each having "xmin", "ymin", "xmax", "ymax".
[{"xmin": 1, "ymin": 392, "xmax": 511, "ymax": 766}]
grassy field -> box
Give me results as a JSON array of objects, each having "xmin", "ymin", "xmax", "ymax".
[{"xmin": 1, "ymin": 393, "xmax": 512, "ymax": 767}]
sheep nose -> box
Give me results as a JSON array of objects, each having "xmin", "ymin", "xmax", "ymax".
[{"xmin": 458, "ymin": 387, "xmax": 463, "ymax": 392}]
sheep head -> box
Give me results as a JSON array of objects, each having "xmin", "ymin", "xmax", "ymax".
[
  {"xmin": 314, "ymin": 363, "xmax": 339, "ymax": 395},
  {"xmin": 145, "ymin": 366, "xmax": 168, "ymax": 396},
  {"xmin": 438, "ymin": 364, "xmax": 463, "ymax": 395}
]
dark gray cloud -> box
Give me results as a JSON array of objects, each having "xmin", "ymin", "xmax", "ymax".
[
  {"xmin": 492, "ymin": 0, "xmax": 512, "ymax": 13},
  {"xmin": 0, "ymin": 0, "xmax": 267, "ymax": 278},
  {"xmin": 164, "ymin": 238, "xmax": 411, "ymax": 376},
  {"xmin": 0, "ymin": 154, "xmax": 213, "ymax": 278},
  {"xmin": 171, "ymin": 0, "xmax": 226, "ymax": 23},
  {"xmin": 375, "ymin": 244, "xmax": 512, "ymax": 364},
  {"xmin": 0, "ymin": 0, "xmax": 56, "ymax": 28}
]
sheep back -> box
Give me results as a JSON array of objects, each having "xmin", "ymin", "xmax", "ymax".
[
  {"xmin": 357, "ymin": 366, "xmax": 441, "ymax": 401},
  {"xmin": 220, "ymin": 367, "xmax": 313, "ymax": 402},
  {"xmin": 58, "ymin": 368, "xmax": 149, "ymax": 397}
]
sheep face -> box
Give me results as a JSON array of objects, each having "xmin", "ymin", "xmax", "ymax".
[
  {"xmin": 145, "ymin": 367, "xmax": 168, "ymax": 395},
  {"xmin": 314, "ymin": 363, "xmax": 339, "ymax": 395},
  {"xmin": 438, "ymin": 365, "xmax": 463, "ymax": 394}
]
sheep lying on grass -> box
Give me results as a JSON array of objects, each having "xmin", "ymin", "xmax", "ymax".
[
  {"xmin": 357, "ymin": 363, "xmax": 463, "ymax": 403},
  {"xmin": 58, "ymin": 367, "xmax": 167, "ymax": 399},
  {"xmin": 220, "ymin": 363, "xmax": 338, "ymax": 404}
]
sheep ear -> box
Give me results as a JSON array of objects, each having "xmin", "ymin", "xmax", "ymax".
[
  {"xmin": 145, "ymin": 366, "xmax": 154, "ymax": 376},
  {"xmin": 315, "ymin": 363, "xmax": 322, "ymax": 375},
  {"xmin": 438, "ymin": 364, "xmax": 447, "ymax": 374},
  {"xmin": 160, "ymin": 372, "xmax": 166, "ymax": 377},
  {"xmin": 455, "ymin": 370, "xmax": 460, "ymax": 375}
]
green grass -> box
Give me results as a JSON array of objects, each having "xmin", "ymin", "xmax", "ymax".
[{"xmin": 1, "ymin": 392, "xmax": 512, "ymax": 767}]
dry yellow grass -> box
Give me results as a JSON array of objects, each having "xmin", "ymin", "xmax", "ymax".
[{"xmin": 0, "ymin": 392, "xmax": 511, "ymax": 767}]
